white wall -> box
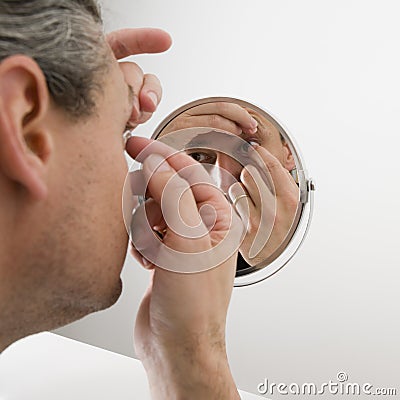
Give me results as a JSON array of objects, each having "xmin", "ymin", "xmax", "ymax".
[{"xmin": 55, "ymin": 1, "xmax": 400, "ymax": 396}]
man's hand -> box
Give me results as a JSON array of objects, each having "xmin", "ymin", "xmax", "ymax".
[
  {"xmin": 107, "ymin": 28, "xmax": 172, "ymax": 129},
  {"xmin": 126, "ymin": 137, "xmax": 241, "ymax": 400}
]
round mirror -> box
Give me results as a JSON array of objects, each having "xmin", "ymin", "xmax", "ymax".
[{"xmin": 150, "ymin": 97, "xmax": 315, "ymax": 286}]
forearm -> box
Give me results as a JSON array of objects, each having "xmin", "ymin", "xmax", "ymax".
[{"xmin": 141, "ymin": 339, "xmax": 240, "ymax": 400}]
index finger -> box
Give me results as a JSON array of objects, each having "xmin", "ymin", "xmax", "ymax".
[
  {"xmin": 188, "ymin": 102, "xmax": 258, "ymax": 133},
  {"xmin": 126, "ymin": 136, "xmax": 227, "ymax": 205},
  {"xmin": 106, "ymin": 28, "xmax": 172, "ymax": 59}
]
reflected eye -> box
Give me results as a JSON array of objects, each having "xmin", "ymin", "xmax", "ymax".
[
  {"xmin": 241, "ymin": 141, "xmax": 251, "ymax": 152},
  {"xmin": 236, "ymin": 139, "xmax": 260, "ymax": 155},
  {"xmin": 187, "ymin": 151, "xmax": 216, "ymax": 164},
  {"xmin": 247, "ymin": 139, "xmax": 259, "ymax": 147}
]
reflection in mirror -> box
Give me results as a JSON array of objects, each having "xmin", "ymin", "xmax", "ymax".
[{"xmin": 152, "ymin": 98, "xmax": 314, "ymax": 285}]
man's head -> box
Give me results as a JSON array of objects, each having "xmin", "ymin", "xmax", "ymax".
[{"xmin": 0, "ymin": 0, "xmax": 135, "ymax": 350}]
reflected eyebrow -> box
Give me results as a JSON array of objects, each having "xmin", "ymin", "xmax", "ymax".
[{"xmin": 184, "ymin": 139, "xmax": 209, "ymax": 149}]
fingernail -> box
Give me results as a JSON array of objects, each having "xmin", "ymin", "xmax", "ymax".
[
  {"xmin": 133, "ymin": 96, "xmax": 140, "ymax": 117},
  {"xmin": 250, "ymin": 117, "xmax": 258, "ymax": 128},
  {"xmin": 145, "ymin": 153, "xmax": 172, "ymax": 172},
  {"xmin": 147, "ymin": 91, "xmax": 158, "ymax": 108}
]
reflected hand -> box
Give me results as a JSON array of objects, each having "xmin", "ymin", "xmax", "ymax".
[
  {"xmin": 230, "ymin": 144, "xmax": 299, "ymax": 266},
  {"xmin": 161, "ymin": 101, "xmax": 259, "ymax": 135}
]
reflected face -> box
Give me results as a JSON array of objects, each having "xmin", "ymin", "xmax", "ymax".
[
  {"xmin": 156, "ymin": 100, "xmax": 300, "ymax": 271},
  {"xmin": 180, "ymin": 109, "xmax": 295, "ymax": 193},
  {"xmin": 245, "ymin": 109, "xmax": 295, "ymax": 171}
]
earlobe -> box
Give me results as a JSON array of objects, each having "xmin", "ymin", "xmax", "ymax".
[{"xmin": 0, "ymin": 55, "xmax": 51, "ymax": 200}]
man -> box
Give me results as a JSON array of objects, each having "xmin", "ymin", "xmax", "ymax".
[{"xmin": 0, "ymin": 1, "xmax": 242, "ymax": 398}]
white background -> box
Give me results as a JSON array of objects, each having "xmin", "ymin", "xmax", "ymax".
[{"xmin": 55, "ymin": 1, "xmax": 400, "ymax": 397}]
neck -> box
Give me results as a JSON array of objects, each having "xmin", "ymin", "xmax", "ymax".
[
  {"xmin": 0, "ymin": 334, "xmax": 16, "ymax": 353},
  {"xmin": 0, "ymin": 281, "xmax": 20, "ymax": 353},
  {"xmin": 0, "ymin": 179, "xmax": 26, "ymax": 353}
]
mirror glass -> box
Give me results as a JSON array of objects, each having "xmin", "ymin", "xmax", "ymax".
[{"xmin": 150, "ymin": 97, "xmax": 314, "ymax": 285}]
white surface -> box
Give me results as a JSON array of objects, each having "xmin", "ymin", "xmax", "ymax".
[
  {"xmin": 0, "ymin": 332, "xmax": 264, "ymax": 399},
  {"xmin": 55, "ymin": 0, "xmax": 400, "ymax": 396}
]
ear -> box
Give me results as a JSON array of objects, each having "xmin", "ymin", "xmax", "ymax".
[
  {"xmin": 282, "ymin": 141, "xmax": 296, "ymax": 171},
  {"xmin": 0, "ymin": 55, "xmax": 52, "ymax": 200}
]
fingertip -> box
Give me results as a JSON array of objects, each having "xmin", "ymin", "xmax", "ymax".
[
  {"xmin": 125, "ymin": 136, "xmax": 154, "ymax": 159},
  {"xmin": 139, "ymin": 73, "xmax": 162, "ymax": 112},
  {"xmin": 250, "ymin": 116, "xmax": 258, "ymax": 129},
  {"xmin": 139, "ymin": 90, "xmax": 158, "ymax": 113},
  {"xmin": 147, "ymin": 91, "xmax": 158, "ymax": 109},
  {"xmin": 107, "ymin": 28, "xmax": 173, "ymax": 59},
  {"xmin": 240, "ymin": 166, "xmax": 250, "ymax": 182},
  {"xmin": 245, "ymin": 126, "xmax": 258, "ymax": 135},
  {"xmin": 143, "ymin": 28, "xmax": 173, "ymax": 53},
  {"xmin": 160, "ymin": 30, "xmax": 173, "ymax": 51}
]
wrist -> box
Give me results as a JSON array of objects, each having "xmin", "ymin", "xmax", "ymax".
[{"xmin": 140, "ymin": 335, "xmax": 240, "ymax": 400}]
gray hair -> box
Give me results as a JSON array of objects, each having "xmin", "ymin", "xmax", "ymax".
[{"xmin": 0, "ymin": 0, "xmax": 111, "ymax": 119}]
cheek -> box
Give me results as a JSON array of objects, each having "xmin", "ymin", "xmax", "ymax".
[
  {"xmin": 78, "ymin": 147, "xmax": 129, "ymax": 276},
  {"xmin": 93, "ymin": 146, "xmax": 129, "ymax": 221},
  {"xmin": 93, "ymin": 133, "xmax": 128, "ymax": 182},
  {"xmin": 73, "ymin": 137, "xmax": 128, "ymax": 244}
]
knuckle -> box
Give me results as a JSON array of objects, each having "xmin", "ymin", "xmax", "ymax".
[
  {"xmin": 207, "ymin": 114, "xmax": 224, "ymax": 127},
  {"xmin": 266, "ymin": 157, "xmax": 282, "ymax": 171},
  {"xmin": 215, "ymin": 101, "xmax": 229, "ymax": 114}
]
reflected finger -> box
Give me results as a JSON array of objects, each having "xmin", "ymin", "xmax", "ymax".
[
  {"xmin": 241, "ymin": 165, "xmax": 276, "ymax": 212},
  {"xmin": 254, "ymin": 145, "xmax": 298, "ymax": 197},
  {"xmin": 228, "ymin": 182, "xmax": 253, "ymax": 230},
  {"xmin": 188, "ymin": 102, "xmax": 258, "ymax": 133},
  {"xmin": 165, "ymin": 114, "xmax": 241, "ymax": 135}
]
